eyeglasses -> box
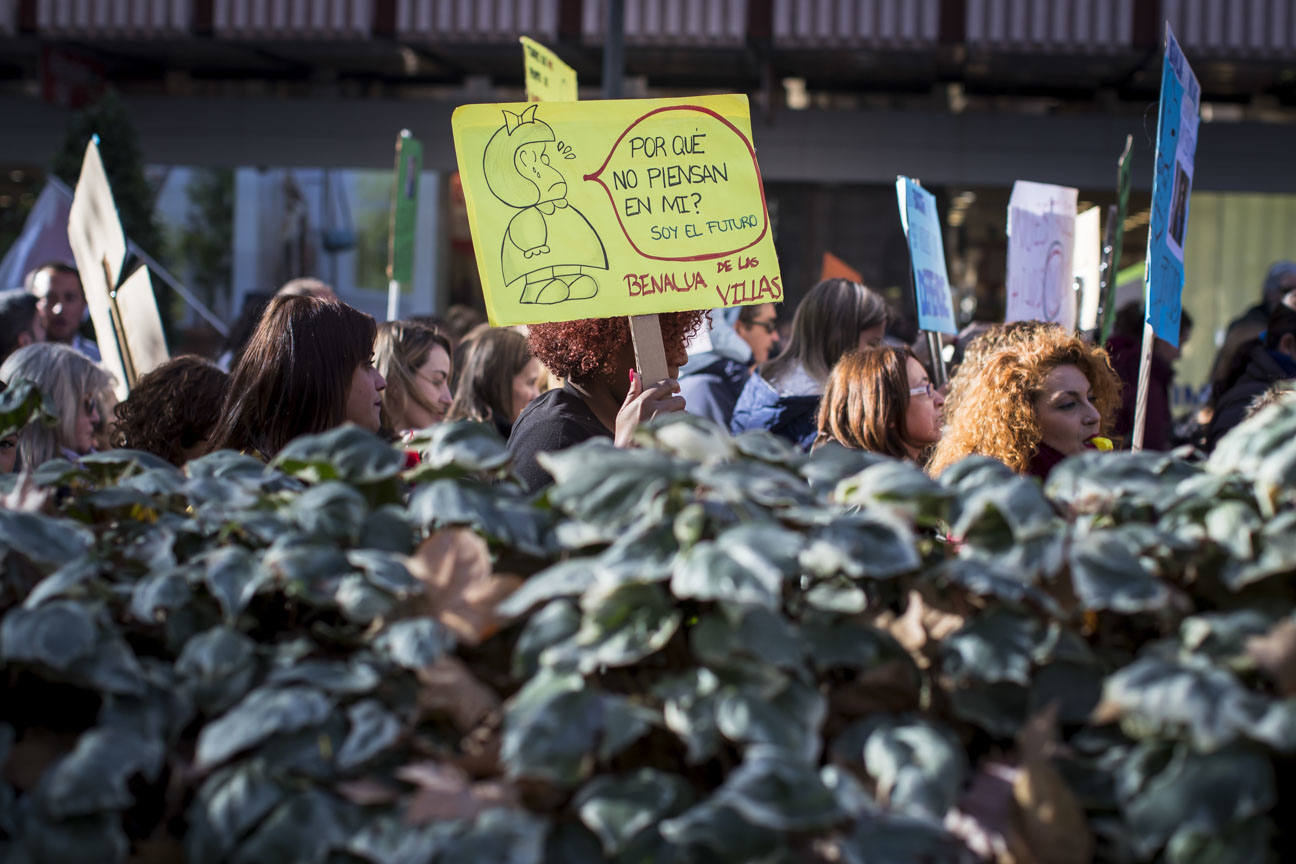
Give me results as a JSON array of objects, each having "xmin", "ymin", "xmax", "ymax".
[
  {"xmin": 747, "ymin": 319, "xmax": 778, "ymax": 334},
  {"xmin": 909, "ymin": 382, "xmax": 935, "ymax": 398}
]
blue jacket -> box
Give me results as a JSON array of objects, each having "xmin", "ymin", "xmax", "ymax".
[
  {"xmin": 729, "ymin": 372, "xmax": 821, "ymax": 450},
  {"xmin": 680, "ymin": 355, "xmax": 750, "ymax": 429}
]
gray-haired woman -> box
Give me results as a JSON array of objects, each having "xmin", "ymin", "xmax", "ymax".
[{"xmin": 0, "ymin": 342, "xmax": 115, "ymax": 469}]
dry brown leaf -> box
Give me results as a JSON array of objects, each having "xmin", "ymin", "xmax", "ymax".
[
  {"xmin": 886, "ymin": 589, "xmax": 966, "ymax": 668},
  {"xmin": 1247, "ymin": 616, "xmax": 1296, "ymax": 697},
  {"xmin": 1013, "ymin": 759, "xmax": 1093, "ymax": 864},
  {"xmin": 3, "ymin": 728, "xmax": 78, "ymax": 791},
  {"xmin": 336, "ymin": 778, "xmax": 402, "ymax": 806},
  {"xmin": 405, "ymin": 529, "xmax": 523, "ymax": 646},
  {"xmin": 1016, "ymin": 703, "xmax": 1061, "ymax": 764},
  {"xmin": 946, "ymin": 761, "xmax": 1033, "ymax": 864},
  {"xmin": 416, "ymin": 655, "xmax": 502, "ymax": 733},
  {"xmin": 397, "ymin": 760, "xmax": 517, "ymax": 825}
]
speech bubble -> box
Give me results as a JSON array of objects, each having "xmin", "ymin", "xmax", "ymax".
[{"xmin": 584, "ymin": 105, "xmax": 768, "ymax": 262}]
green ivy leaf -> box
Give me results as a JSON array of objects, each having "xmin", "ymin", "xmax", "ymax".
[
  {"xmin": 1120, "ymin": 742, "xmax": 1275, "ymax": 859},
  {"xmin": 541, "ymin": 440, "xmax": 688, "ymax": 531},
  {"xmin": 439, "ymin": 807, "xmax": 548, "ymax": 864},
  {"xmin": 712, "ymin": 745, "xmax": 844, "ymax": 831},
  {"xmin": 336, "ymin": 699, "xmax": 401, "ymax": 771},
  {"xmin": 195, "ymin": 685, "xmax": 333, "ymax": 770},
  {"xmin": 941, "ymin": 609, "xmax": 1039, "ymax": 687},
  {"xmin": 405, "ymin": 418, "xmax": 511, "ymax": 474},
  {"xmin": 176, "ymin": 627, "xmax": 259, "ymax": 716},
  {"xmin": 512, "ymin": 599, "xmax": 581, "ymax": 679},
  {"xmin": 833, "ymin": 812, "xmax": 966, "ymax": 864},
  {"xmin": 408, "ymin": 478, "xmax": 557, "ymax": 559},
  {"xmin": 232, "ymin": 788, "xmax": 347, "ymax": 864},
  {"xmin": 373, "ymin": 619, "xmax": 454, "ymax": 670},
  {"xmin": 186, "ymin": 759, "xmax": 287, "ymax": 864},
  {"xmin": 575, "ymin": 769, "xmax": 694, "ymax": 856},
  {"xmin": 501, "ymin": 670, "xmax": 602, "ymax": 787},
  {"xmin": 290, "ymin": 481, "xmax": 369, "ymax": 544},
  {"xmin": 1099, "ymin": 655, "xmax": 1296, "ymax": 752},
  {"xmin": 0, "ymin": 510, "xmax": 94, "ymax": 569},
  {"xmin": 716, "ymin": 677, "xmax": 826, "ymax": 763},
  {"xmin": 0, "ymin": 377, "xmax": 57, "ymax": 438},
  {"xmin": 272, "ymin": 425, "xmax": 405, "ymax": 486},
  {"xmin": 800, "ymin": 512, "xmax": 920, "ymax": 580},
  {"xmin": 547, "ymin": 581, "xmax": 681, "ymax": 674},
  {"xmin": 35, "ymin": 726, "xmax": 163, "ymax": 818},
  {"xmin": 832, "ymin": 715, "xmax": 965, "ymax": 821},
  {"xmin": 671, "ymin": 523, "xmax": 801, "ymax": 608},
  {"xmin": 835, "ymin": 460, "xmax": 952, "ymax": 525},
  {"xmin": 1069, "ymin": 528, "xmax": 1170, "ymax": 614}
]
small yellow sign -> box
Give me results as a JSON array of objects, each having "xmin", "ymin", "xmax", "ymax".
[
  {"xmin": 520, "ymin": 36, "xmax": 577, "ymax": 103},
  {"xmin": 451, "ymin": 94, "xmax": 784, "ymax": 326}
]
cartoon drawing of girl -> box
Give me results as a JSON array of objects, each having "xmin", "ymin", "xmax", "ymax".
[{"xmin": 483, "ymin": 105, "xmax": 607, "ymax": 305}]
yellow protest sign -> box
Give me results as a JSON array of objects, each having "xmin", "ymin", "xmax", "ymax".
[
  {"xmin": 520, "ymin": 36, "xmax": 577, "ymax": 103},
  {"xmin": 451, "ymin": 94, "xmax": 783, "ymax": 326}
]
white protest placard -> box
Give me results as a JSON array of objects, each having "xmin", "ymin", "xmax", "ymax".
[
  {"xmin": 67, "ymin": 136, "xmax": 169, "ymax": 399},
  {"xmin": 1005, "ymin": 180, "xmax": 1078, "ymax": 330},
  {"xmin": 114, "ymin": 267, "xmax": 169, "ymax": 381},
  {"xmin": 67, "ymin": 136, "xmax": 131, "ymax": 399},
  {"xmin": 1074, "ymin": 206, "xmax": 1102, "ymax": 332}
]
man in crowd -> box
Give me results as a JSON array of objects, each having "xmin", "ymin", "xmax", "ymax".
[
  {"xmin": 733, "ymin": 302, "xmax": 780, "ymax": 367},
  {"xmin": 26, "ymin": 262, "xmax": 100, "ymax": 362},
  {"xmin": 679, "ymin": 303, "xmax": 780, "ymax": 429},
  {"xmin": 0, "ymin": 290, "xmax": 44, "ymax": 363}
]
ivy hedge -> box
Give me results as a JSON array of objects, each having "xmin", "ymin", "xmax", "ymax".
[{"xmin": 1, "ymin": 381, "xmax": 1295, "ymax": 863}]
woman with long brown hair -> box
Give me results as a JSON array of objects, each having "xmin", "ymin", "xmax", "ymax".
[
  {"xmin": 814, "ymin": 345, "xmax": 945, "ymax": 462},
  {"xmin": 208, "ymin": 295, "xmax": 385, "ymax": 460},
  {"xmin": 374, "ymin": 321, "xmax": 454, "ymax": 434},
  {"xmin": 447, "ymin": 327, "xmax": 541, "ymax": 439}
]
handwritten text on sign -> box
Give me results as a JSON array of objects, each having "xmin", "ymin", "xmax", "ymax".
[{"xmin": 451, "ymin": 94, "xmax": 782, "ymax": 326}]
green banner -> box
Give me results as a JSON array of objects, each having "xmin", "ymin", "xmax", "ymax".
[
  {"xmin": 388, "ymin": 131, "xmax": 422, "ymax": 284},
  {"xmin": 1098, "ymin": 135, "xmax": 1133, "ymax": 344}
]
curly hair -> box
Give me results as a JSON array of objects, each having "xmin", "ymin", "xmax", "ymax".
[
  {"xmin": 526, "ymin": 310, "xmax": 706, "ymax": 380},
  {"xmin": 113, "ymin": 356, "xmax": 228, "ymax": 466},
  {"xmin": 928, "ymin": 323, "xmax": 1120, "ymax": 476}
]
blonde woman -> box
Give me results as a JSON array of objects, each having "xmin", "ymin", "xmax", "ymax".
[
  {"xmin": 374, "ymin": 320, "xmax": 454, "ymax": 434},
  {"xmin": 0, "ymin": 342, "xmax": 115, "ymax": 469}
]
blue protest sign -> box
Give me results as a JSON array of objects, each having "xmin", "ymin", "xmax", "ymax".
[
  {"xmin": 896, "ymin": 176, "xmax": 957, "ymax": 335},
  {"xmin": 1144, "ymin": 23, "xmax": 1200, "ymax": 347}
]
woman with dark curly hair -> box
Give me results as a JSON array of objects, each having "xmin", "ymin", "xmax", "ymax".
[
  {"xmin": 928, "ymin": 323, "xmax": 1120, "ymax": 479},
  {"xmin": 814, "ymin": 346, "xmax": 945, "ymax": 463},
  {"xmin": 508, "ymin": 311, "xmax": 705, "ymax": 491},
  {"xmin": 112, "ymin": 356, "xmax": 228, "ymax": 466}
]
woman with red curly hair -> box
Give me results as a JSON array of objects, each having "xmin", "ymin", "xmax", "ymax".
[
  {"xmin": 927, "ymin": 323, "xmax": 1120, "ymax": 479},
  {"xmin": 508, "ymin": 311, "xmax": 705, "ymax": 490}
]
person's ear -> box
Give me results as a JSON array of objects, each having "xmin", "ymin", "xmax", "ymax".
[
  {"xmin": 1280, "ymin": 332, "xmax": 1296, "ymax": 360},
  {"xmin": 17, "ymin": 331, "xmax": 32, "ymax": 349}
]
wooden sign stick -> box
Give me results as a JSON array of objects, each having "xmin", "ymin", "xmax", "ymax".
[
  {"xmin": 628, "ymin": 313, "xmax": 669, "ymax": 384},
  {"xmin": 1130, "ymin": 320, "xmax": 1155, "ymax": 452}
]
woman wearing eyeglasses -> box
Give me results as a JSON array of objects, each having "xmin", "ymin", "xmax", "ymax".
[
  {"xmin": 373, "ymin": 320, "xmax": 454, "ymax": 435},
  {"xmin": 927, "ymin": 323, "xmax": 1119, "ymax": 480},
  {"xmin": 0, "ymin": 342, "xmax": 115, "ymax": 469},
  {"xmin": 730, "ymin": 278, "xmax": 889, "ymax": 450},
  {"xmin": 814, "ymin": 346, "xmax": 945, "ymax": 463}
]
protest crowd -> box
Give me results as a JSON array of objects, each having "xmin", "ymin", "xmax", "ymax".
[{"xmin": 3, "ymin": 258, "xmax": 1295, "ymax": 481}]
